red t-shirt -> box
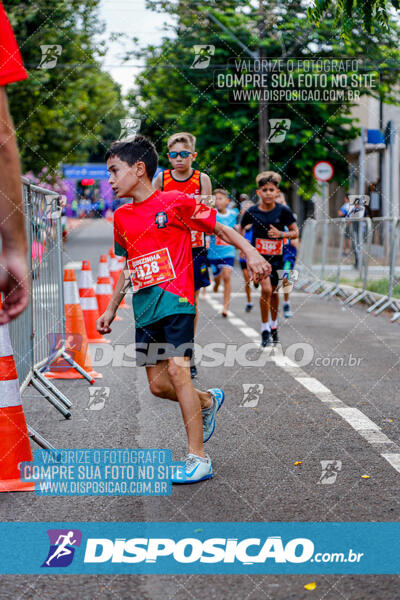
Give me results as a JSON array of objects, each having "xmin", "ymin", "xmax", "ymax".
[
  {"xmin": 0, "ymin": 1, "xmax": 27, "ymax": 85},
  {"xmin": 114, "ymin": 190, "xmax": 217, "ymax": 327}
]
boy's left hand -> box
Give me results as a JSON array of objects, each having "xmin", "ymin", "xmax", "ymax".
[
  {"xmin": 246, "ymin": 250, "xmax": 271, "ymax": 282},
  {"xmin": 268, "ymin": 225, "xmax": 282, "ymax": 239}
]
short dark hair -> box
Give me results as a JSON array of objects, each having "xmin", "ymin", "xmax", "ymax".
[
  {"xmin": 256, "ymin": 170, "xmax": 281, "ymax": 188},
  {"xmin": 105, "ymin": 135, "xmax": 158, "ymax": 179}
]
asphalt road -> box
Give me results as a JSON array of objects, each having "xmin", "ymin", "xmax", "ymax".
[{"xmin": 1, "ymin": 219, "xmax": 399, "ymax": 599}]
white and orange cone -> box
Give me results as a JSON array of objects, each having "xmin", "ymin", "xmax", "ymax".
[
  {"xmin": 109, "ymin": 247, "xmax": 129, "ymax": 309},
  {"xmin": 45, "ymin": 269, "xmax": 101, "ymax": 380},
  {"xmin": 98, "ymin": 254, "xmax": 110, "ymax": 279},
  {"xmin": 96, "ymin": 275, "xmax": 122, "ymax": 321},
  {"xmin": 78, "ymin": 260, "xmax": 110, "ymax": 344},
  {"xmin": 0, "ymin": 297, "xmax": 34, "ymax": 492}
]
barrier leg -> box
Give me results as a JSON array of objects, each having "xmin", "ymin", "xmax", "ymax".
[
  {"xmin": 348, "ymin": 290, "xmax": 368, "ymax": 306},
  {"xmin": 390, "ymin": 312, "xmax": 400, "ymax": 323},
  {"xmin": 373, "ymin": 299, "xmax": 392, "ymax": 316},
  {"xmin": 33, "ymin": 369, "xmax": 72, "ymax": 408},
  {"xmin": 305, "ymin": 281, "xmax": 323, "ymax": 293},
  {"xmin": 318, "ymin": 283, "xmax": 335, "ymax": 298},
  {"xmin": 344, "ymin": 289, "xmax": 363, "ymax": 304},
  {"xmin": 367, "ymin": 296, "xmax": 387, "ymax": 313},
  {"xmin": 328, "ymin": 286, "xmax": 341, "ymax": 298},
  {"xmin": 29, "ymin": 378, "xmax": 71, "ymax": 419},
  {"xmin": 61, "ymin": 351, "xmax": 95, "ymax": 384},
  {"xmin": 27, "ymin": 425, "xmax": 56, "ymax": 450},
  {"xmin": 297, "ymin": 277, "xmax": 313, "ymax": 289}
]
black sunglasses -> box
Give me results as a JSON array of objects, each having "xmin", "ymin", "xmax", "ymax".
[{"xmin": 168, "ymin": 151, "xmax": 192, "ymax": 159}]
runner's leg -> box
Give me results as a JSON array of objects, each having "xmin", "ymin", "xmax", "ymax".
[
  {"xmin": 146, "ymin": 360, "xmax": 211, "ymax": 408},
  {"xmin": 260, "ymin": 276, "xmax": 272, "ymax": 324},
  {"xmin": 243, "ymin": 267, "xmax": 251, "ymax": 304},
  {"xmin": 194, "ymin": 289, "xmax": 200, "ymax": 333},
  {"xmin": 270, "ymin": 285, "xmax": 279, "ymax": 321},
  {"xmin": 260, "ymin": 276, "xmax": 272, "ymax": 346},
  {"xmin": 167, "ymin": 356, "xmax": 205, "ymax": 457},
  {"xmin": 221, "ymin": 265, "xmax": 232, "ymax": 316}
]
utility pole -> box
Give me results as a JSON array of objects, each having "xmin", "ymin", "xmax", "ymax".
[
  {"xmin": 207, "ymin": 8, "xmax": 269, "ymax": 173},
  {"xmin": 258, "ymin": 0, "xmax": 269, "ymax": 171}
]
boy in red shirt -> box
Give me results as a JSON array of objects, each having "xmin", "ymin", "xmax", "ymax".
[
  {"xmin": 154, "ymin": 132, "xmax": 211, "ymax": 379},
  {"xmin": 97, "ymin": 136, "xmax": 270, "ymax": 483}
]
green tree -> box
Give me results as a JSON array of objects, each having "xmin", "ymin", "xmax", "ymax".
[
  {"xmin": 4, "ymin": 0, "xmax": 126, "ymax": 175},
  {"xmin": 308, "ymin": 0, "xmax": 400, "ymax": 33},
  {"xmin": 128, "ymin": 0, "xmax": 400, "ymax": 199}
]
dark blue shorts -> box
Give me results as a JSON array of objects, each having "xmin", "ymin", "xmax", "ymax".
[
  {"xmin": 192, "ymin": 249, "xmax": 210, "ymax": 291},
  {"xmin": 208, "ymin": 256, "xmax": 235, "ymax": 278},
  {"xmin": 135, "ymin": 314, "xmax": 195, "ymax": 366}
]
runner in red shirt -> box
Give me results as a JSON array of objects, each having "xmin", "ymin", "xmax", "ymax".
[
  {"xmin": 0, "ymin": 1, "xmax": 29, "ymax": 324},
  {"xmin": 154, "ymin": 131, "xmax": 212, "ymax": 378},
  {"xmin": 97, "ymin": 135, "xmax": 271, "ymax": 484}
]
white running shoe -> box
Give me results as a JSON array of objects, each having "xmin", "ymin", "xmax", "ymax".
[{"xmin": 172, "ymin": 453, "xmax": 213, "ymax": 484}]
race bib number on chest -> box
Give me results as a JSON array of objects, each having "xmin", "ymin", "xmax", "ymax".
[
  {"xmin": 128, "ymin": 248, "xmax": 176, "ymax": 292},
  {"xmin": 191, "ymin": 230, "xmax": 205, "ymax": 248},
  {"xmin": 255, "ymin": 238, "xmax": 283, "ymax": 256}
]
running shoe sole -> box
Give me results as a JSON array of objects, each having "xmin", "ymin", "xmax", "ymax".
[
  {"xmin": 203, "ymin": 388, "xmax": 225, "ymax": 443},
  {"xmin": 172, "ymin": 472, "xmax": 213, "ymax": 484}
]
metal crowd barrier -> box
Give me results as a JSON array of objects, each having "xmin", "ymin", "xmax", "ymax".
[
  {"xmin": 7, "ymin": 178, "xmax": 87, "ymax": 448},
  {"xmin": 296, "ymin": 216, "xmax": 400, "ymax": 320}
]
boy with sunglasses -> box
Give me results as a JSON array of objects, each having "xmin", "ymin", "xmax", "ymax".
[{"xmin": 154, "ymin": 132, "xmax": 212, "ymax": 379}]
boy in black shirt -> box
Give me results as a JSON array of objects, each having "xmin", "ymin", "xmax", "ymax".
[{"xmin": 240, "ymin": 171, "xmax": 299, "ymax": 347}]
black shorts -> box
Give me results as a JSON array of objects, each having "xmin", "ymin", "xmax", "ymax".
[
  {"xmin": 192, "ymin": 249, "xmax": 210, "ymax": 291},
  {"xmin": 269, "ymin": 268, "xmax": 280, "ymax": 287},
  {"xmin": 135, "ymin": 313, "xmax": 195, "ymax": 366},
  {"xmin": 262, "ymin": 257, "xmax": 283, "ymax": 288}
]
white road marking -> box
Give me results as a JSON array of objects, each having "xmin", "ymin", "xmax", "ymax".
[
  {"xmin": 204, "ymin": 295, "xmax": 400, "ymax": 475},
  {"xmin": 295, "ymin": 377, "xmax": 331, "ymax": 395},
  {"xmin": 333, "ymin": 407, "xmax": 380, "ymax": 431},
  {"xmin": 381, "ymin": 453, "xmax": 400, "ymax": 471},
  {"xmin": 240, "ymin": 327, "xmax": 258, "ymax": 338}
]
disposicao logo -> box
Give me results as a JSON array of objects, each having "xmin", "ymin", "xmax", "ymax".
[
  {"xmin": 83, "ymin": 536, "xmax": 315, "ymax": 564},
  {"xmin": 42, "ymin": 529, "xmax": 82, "ymax": 568}
]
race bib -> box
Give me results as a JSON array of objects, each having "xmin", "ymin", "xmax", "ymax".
[
  {"xmin": 191, "ymin": 230, "xmax": 205, "ymax": 248},
  {"xmin": 255, "ymin": 238, "xmax": 283, "ymax": 256},
  {"xmin": 128, "ymin": 248, "xmax": 176, "ymax": 292}
]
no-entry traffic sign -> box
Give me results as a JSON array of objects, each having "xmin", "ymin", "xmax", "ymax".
[{"xmin": 313, "ymin": 161, "xmax": 334, "ymax": 182}]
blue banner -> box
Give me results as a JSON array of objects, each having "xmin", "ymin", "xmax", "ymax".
[
  {"xmin": 0, "ymin": 522, "xmax": 398, "ymax": 574},
  {"xmin": 62, "ymin": 164, "xmax": 110, "ymax": 179}
]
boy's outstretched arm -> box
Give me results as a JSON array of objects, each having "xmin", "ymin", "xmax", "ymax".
[{"xmin": 214, "ymin": 222, "xmax": 271, "ymax": 282}]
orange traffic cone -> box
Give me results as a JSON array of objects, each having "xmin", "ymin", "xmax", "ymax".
[
  {"xmin": 98, "ymin": 254, "xmax": 110, "ymax": 279},
  {"xmin": 96, "ymin": 275, "xmax": 122, "ymax": 321},
  {"xmin": 78, "ymin": 260, "xmax": 110, "ymax": 344},
  {"xmin": 109, "ymin": 248, "xmax": 129, "ymax": 309},
  {"xmin": 45, "ymin": 269, "xmax": 101, "ymax": 380},
  {"xmin": 0, "ymin": 299, "xmax": 34, "ymax": 492}
]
